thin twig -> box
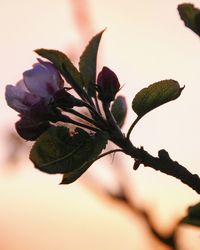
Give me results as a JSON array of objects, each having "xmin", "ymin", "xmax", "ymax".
[
  {"xmin": 109, "ymin": 189, "xmax": 177, "ymax": 249},
  {"xmin": 102, "ymin": 102, "xmax": 123, "ymax": 135}
]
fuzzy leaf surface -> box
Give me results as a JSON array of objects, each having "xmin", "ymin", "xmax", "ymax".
[{"xmin": 132, "ymin": 80, "xmax": 183, "ymax": 117}]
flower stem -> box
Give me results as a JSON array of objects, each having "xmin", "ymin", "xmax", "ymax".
[
  {"xmin": 83, "ymin": 101, "xmax": 108, "ymax": 127},
  {"xmin": 59, "ymin": 114, "xmax": 100, "ymax": 132},
  {"xmin": 102, "ymin": 102, "xmax": 123, "ymax": 136},
  {"xmin": 62, "ymin": 108, "xmax": 105, "ymax": 129},
  {"xmin": 126, "ymin": 116, "xmax": 142, "ymax": 139},
  {"xmin": 94, "ymin": 95, "xmax": 102, "ymax": 116},
  {"xmin": 95, "ymin": 149, "xmax": 124, "ymax": 161}
]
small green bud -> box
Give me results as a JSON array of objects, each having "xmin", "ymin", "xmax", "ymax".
[{"xmin": 111, "ymin": 95, "xmax": 127, "ymax": 127}]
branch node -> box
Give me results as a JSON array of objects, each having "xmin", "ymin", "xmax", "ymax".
[{"xmin": 158, "ymin": 149, "xmax": 170, "ymax": 160}]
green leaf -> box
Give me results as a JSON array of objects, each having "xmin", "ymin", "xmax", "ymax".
[
  {"xmin": 132, "ymin": 79, "xmax": 183, "ymax": 117},
  {"xmin": 178, "ymin": 4, "xmax": 200, "ymax": 37},
  {"xmin": 181, "ymin": 202, "xmax": 200, "ymax": 227},
  {"xmin": 79, "ymin": 29, "xmax": 105, "ymax": 96},
  {"xmin": 111, "ymin": 95, "xmax": 127, "ymax": 128},
  {"xmin": 60, "ymin": 160, "xmax": 95, "ymax": 185},
  {"xmin": 60, "ymin": 130, "xmax": 108, "ymax": 184},
  {"xmin": 35, "ymin": 49, "xmax": 84, "ymax": 97},
  {"xmin": 30, "ymin": 126, "xmax": 108, "ymax": 184}
]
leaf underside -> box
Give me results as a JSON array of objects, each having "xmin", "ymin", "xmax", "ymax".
[
  {"xmin": 30, "ymin": 126, "xmax": 108, "ymax": 184},
  {"xmin": 132, "ymin": 79, "xmax": 183, "ymax": 117}
]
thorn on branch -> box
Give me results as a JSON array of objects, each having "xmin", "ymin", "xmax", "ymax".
[
  {"xmin": 133, "ymin": 146, "xmax": 144, "ymax": 170},
  {"xmin": 133, "ymin": 159, "xmax": 141, "ymax": 170}
]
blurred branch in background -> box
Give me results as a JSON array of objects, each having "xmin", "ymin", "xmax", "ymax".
[
  {"xmin": 82, "ymin": 152, "xmax": 178, "ymax": 250},
  {"xmin": 4, "ymin": 131, "xmax": 31, "ymax": 166},
  {"xmin": 69, "ymin": 0, "xmax": 95, "ymax": 43}
]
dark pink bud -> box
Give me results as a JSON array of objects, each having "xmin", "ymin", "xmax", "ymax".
[
  {"xmin": 15, "ymin": 117, "xmax": 51, "ymax": 141},
  {"xmin": 97, "ymin": 66, "xmax": 120, "ymax": 102}
]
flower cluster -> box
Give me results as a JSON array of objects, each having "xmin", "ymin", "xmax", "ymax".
[
  {"xmin": 5, "ymin": 58, "xmax": 121, "ymax": 141},
  {"xmin": 5, "ymin": 59, "xmax": 91, "ymax": 140},
  {"xmin": 5, "ymin": 32, "xmax": 187, "ymax": 192}
]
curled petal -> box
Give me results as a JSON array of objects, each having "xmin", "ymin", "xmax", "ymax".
[
  {"xmin": 37, "ymin": 59, "xmax": 64, "ymax": 89},
  {"xmin": 16, "ymin": 79, "xmax": 29, "ymax": 91},
  {"xmin": 23, "ymin": 61, "xmax": 63, "ymax": 98},
  {"xmin": 5, "ymin": 81, "xmax": 41, "ymax": 114},
  {"xmin": 5, "ymin": 83, "xmax": 29, "ymax": 113},
  {"xmin": 5, "ymin": 60, "xmax": 64, "ymax": 125}
]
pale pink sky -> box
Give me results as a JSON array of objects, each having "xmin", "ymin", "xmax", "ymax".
[{"xmin": 0, "ymin": 0, "xmax": 200, "ymax": 249}]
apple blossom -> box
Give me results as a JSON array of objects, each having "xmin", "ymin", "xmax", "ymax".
[{"xmin": 5, "ymin": 59, "xmax": 64, "ymax": 118}]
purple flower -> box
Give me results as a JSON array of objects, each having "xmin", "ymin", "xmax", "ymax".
[
  {"xmin": 5, "ymin": 59, "xmax": 64, "ymax": 140},
  {"xmin": 97, "ymin": 66, "xmax": 120, "ymax": 102},
  {"xmin": 5, "ymin": 59, "xmax": 64, "ymax": 118}
]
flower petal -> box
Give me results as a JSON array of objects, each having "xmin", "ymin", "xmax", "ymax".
[
  {"xmin": 23, "ymin": 61, "xmax": 64, "ymax": 98},
  {"xmin": 5, "ymin": 83, "xmax": 28, "ymax": 113},
  {"xmin": 37, "ymin": 59, "xmax": 64, "ymax": 89},
  {"xmin": 5, "ymin": 81, "xmax": 41, "ymax": 114},
  {"xmin": 16, "ymin": 79, "xmax": 29, "ymax": 92},
  {"xmin": 23, "ymin": 64, "xmax": 53, "ymax": 98}
]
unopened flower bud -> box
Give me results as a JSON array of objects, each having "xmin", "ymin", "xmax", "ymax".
[
  {"xmin": 97, "ymin": 66, "xmax": 120, "ymax": 103},
  {"xmin": 111, "ymin": 95, "xmax": 127, "ymax": 127},
  {"xmin": 15, "ymin": 117, "xmax": 51, "ymax": 141}
]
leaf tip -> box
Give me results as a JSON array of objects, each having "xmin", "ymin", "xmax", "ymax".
[
  {"xmin": 59, "ymin": 178, "xmax": 69, "ymax": 185},
  {"xmin": 34, "ymin": 48, "xmax": 45, "ymax": 56},
  {"xmin": 181, "ymin": 85, "xmax": 185, "ymax": 91},
  {"xmin": 96, "ymin": 28, "xmax": 107, "ymax": 38}
]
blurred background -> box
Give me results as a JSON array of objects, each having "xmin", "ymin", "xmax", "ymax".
[{"xmin": 0, "ymin": 0, "xmax": 200, "ymax": 249}]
